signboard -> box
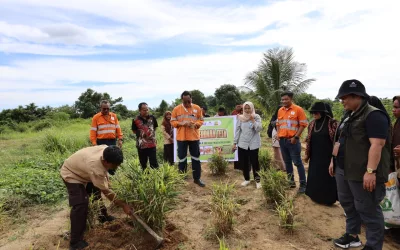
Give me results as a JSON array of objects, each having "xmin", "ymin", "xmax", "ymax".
[{"xmin": 173, "ymin": 116, "xmax": 238, "ymax": 162}]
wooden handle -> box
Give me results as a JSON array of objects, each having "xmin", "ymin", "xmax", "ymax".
[{"xmin": 131, "ymin": 213, "xmax": 164, "ymax": 249}]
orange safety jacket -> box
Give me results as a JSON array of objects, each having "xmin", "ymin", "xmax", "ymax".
[
  {"xmin": 171, "ymin": 104, "xmax": 204, "ymax": 141},
  {"xmin": 277, "ymin": 104, "xmax": 308, "ymax": 138},
  {"xmin": 90, "ymin": 112, "xmax": 123, "ymax": 145}
]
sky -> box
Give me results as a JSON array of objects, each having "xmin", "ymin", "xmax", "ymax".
[{"xmin": 0, "ymin": 0, "xmax": 399, "ymax": 110}]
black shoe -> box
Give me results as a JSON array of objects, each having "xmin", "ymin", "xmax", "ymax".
[
  {"xmin": 289, "ymin": 181, "xmax": 296, "ymax": 189},
  {"xmin": 333, "ymin": 233, "xmax": 362, "ymax": 249},
  {"xmin": 99, "ymin": 215, "xmax": 116, "ymax": 223},
  {"xmin": 298, "ymin": 182, "xmax": 306, "ymax": 194},
  {"xmin": 361, "ymin": 246, "xmax": 373, "ymax": 250},
  {"xmin": 194, "ymin": 179, "xmax": 205, "ymax": 187},
  {"xmin": 70, "ymin": 240, "xmax": 89, "ymax": 250}
]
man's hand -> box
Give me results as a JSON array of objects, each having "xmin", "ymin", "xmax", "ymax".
[
  {"xmin": 117, "ymin": 139, "xmax": 123, "ymax": 148},
  {"xmin": 328, "ymin": 161, "xmax": 334, "ymax": 177},
  {"xmin": 363, "ymin": 172, "xmax": 376, "ymax": 192},
  {"xmin": 122, "ymin": 203, "xmax": 133, "ymax": 216},
  {"xmin": 232, "ymin": 144, "xmax": 237, "ymax": 151},
  {"xmin": 290, "ymin": 137, "xmax": 297, "ymax": 144},
  {"xmin": 394, "ymin": 145, "xmax": 400, "ymax": 157},
  {"xmin": 179, "ymin": 121, "xmax": 188, "ymax": 127}
]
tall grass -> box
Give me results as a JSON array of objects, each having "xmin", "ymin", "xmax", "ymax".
[
  {"xmin": 259, "ymin": 148, "xmax": 273, "ymax": 171},
  {"xmin": 218, "ymin": 236, "xmax": 229, "ymax": 250},
  {"xmin": 42, "ymin": 132, "xmax": 89, "ymax": 154},
  {"xmin": 210, "ymin": 182, "xmax": 238, "ymax": 237},
  {"xmin": 208, "ymin": 153, "xmax": 229, "ymax": 175},
  {"xmin": 259, "ymin": 167, "xmax": 289, "ymax": 205},
  {"xmin": 87, "ymin": 194, "xmax": 103, "ymax": 230},
  {"xmin": 275, "ymin": 193, "xmax": 295, "ymax": 233},
  {"xmin": 113, "ymin": 160, "xmax": 185, "ymax": 231}
]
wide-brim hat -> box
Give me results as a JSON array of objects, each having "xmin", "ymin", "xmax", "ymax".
[
  {"xmin": 336, "ymin": 79, "xmax": 369, "ymax": 99},
  {"xmin": 309, "ymin": 102, "xmax": 328, "ymax": 113}
]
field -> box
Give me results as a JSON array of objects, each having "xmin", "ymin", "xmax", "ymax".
[{"xmin": 0, "ymin": 118, "xmax": 399, "ymax": 250}]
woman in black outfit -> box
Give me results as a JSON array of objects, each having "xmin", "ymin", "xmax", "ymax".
[{"xmin": 304, "ymin": 102, "xmax": 338, "ymax": 205}]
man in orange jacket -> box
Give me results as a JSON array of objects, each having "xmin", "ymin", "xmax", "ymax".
[
  {"xmin": 171, "ymin": 91, "xmax": 205, "ymax": 187},
  {"xmin": 90, "ymin": 100, "xmax": 123, "ymax": 149},
  {"xmin": 277, "ymin": 91, "xmax": 308, "ymax": 193}
]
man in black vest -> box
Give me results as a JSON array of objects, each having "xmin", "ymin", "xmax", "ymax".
[{"xmin": 329, "ymin": 80, "xmax": 391, "ymax": 250}]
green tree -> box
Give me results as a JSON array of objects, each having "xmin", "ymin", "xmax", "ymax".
[
  {"xmin": 245, "ymin": 47, "xmax": 315, "ymax": 112},
  {"xmin": 205, "ymin": 95, "xmax": 217, "ymax": 108},
  {"xmin": 189, "ymin": 90, "xmax": 207, "ymax": 107},
  {"xmin": 74, "ymin": 88, "xmax": 123, "ymax": 118},
  {"xmin": 295, "ymin": 93, "xmax": 317, "ymax": 110},
  {"xmin": 214, "ymin": 84, "xmax": 242, "ymax": 112},
  {"xmin": 113, "ymin": 104, "xmax": 130, "ymax": 119}
]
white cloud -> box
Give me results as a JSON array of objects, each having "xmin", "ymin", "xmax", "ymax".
[
  {"xmin": 0, "ymin": 0, "xmax": 399, "ymax": 109},
  {"xmin": 0, "ymin": 52, "xmax": 262, "ymax": 108}
]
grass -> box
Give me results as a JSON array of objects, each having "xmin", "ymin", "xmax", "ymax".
[
  {"xmin": 218, "ymin": 236, "xmax": 229, "ymax": 250},
  {"xmin": 275, "ymin": 193, "xmax": 295, "ymax": 233},
  {"xmin": 87, "ymin": 194, "xmax": 103, "ymax": 230},
  {"xmin": 210, "ymin": 182, "xmax": 238, "ymax": 237},
  {"xmin": 259, "ymin": 167, "xmax": 289, "ymax": 205},
  {"xmin": 113, "ymin": 160, "xmax": 186, "ymax": 231},
  {"xmin": 259, "ymin": 148, "xmax": 273, "ymax": 171},
  {"xmin": 208, "ymin": 153, "xmax": 229, "ymax": 175}
]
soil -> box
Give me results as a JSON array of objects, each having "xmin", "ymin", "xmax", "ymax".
[{"xmin": 1, "ymin": 164, "xmax": 399, "ymax": 250}]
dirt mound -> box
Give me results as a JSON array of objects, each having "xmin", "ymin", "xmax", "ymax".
[{"xmin": 82, "ymin": 219, "xmax": 186, "ymax": 250}]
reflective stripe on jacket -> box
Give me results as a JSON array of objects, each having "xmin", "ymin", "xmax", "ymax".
[
  {"xmin": 90, "ymin": 112, "xmax": 123, "ymax": 145},
  {"xmin": 171, "ymin": 104, "xmax": 204, "ymax": 141},
  {"xmin": 277, "ymin": 104, "xmax": 308, "ymax": 138}
]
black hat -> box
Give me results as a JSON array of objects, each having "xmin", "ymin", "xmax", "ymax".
[
  {"xmin": 309, "ymin": 102, "xmax": 328, "ymax": 113},
  {"xmin": 336, "ymin": 79, "xmax": 369, "ymax": 99}
]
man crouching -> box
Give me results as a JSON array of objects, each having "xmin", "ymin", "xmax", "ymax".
[{"xmin": 60, "ymin": 145, "xmax": 132, "ymax": 250}]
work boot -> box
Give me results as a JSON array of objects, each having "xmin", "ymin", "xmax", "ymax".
[
  {"xmin": 289, "ymin": 181, "xmax": 296, "ymax": 189},
  {"xmin": 194, "ymin": 179, "xmax": 205, "ymax": 187},
  {"xmin": 99, "ymin": 215, "xmax": 116, "ymax": 223},
  {"xmin": 298, "ymin": 181, "xmax": 306, "ymax": 194},
  {"xmin": 70, "ymin": 240, "xmax": 89, "ymax": 250}
]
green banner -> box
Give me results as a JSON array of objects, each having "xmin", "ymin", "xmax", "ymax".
[{"xmin": 174, "ymin": 116, "xmax": 237, "ymax": 162}]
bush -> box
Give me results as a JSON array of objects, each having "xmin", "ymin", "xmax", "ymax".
[
  {"xmin": 87, "ymin": 194, "xmax": 103, "ymax": 230},
  {"xmin": 208, "ymin": 153, "xmax": 229, "ymax": 175},
  {"xmin": 113, "ymin": 161, "xmax": 185, "ymax": 231},
  {"xmin": 49, "ymin": 112, "xmax": 70, "ymax": 121},
  {"xmin": 0, "ymin": 192, "xmax": 30, "ymax": 216},
  {"xmin": 0, "ymin": 168, "xmax": 66, "ymax": 204},
  {"xmin": 210, "ymin": 182, "xmax": 238, "ymax": 236},
  {"xmin": 259, "ymin": 168, "xmax": 289, "ymax": 205},
  {"xmin": 33, "ymin": 120, "xmax": 53, "ymax": 132},
  {"xmin": 259, "ymin": 148, "xmax": 273, "ymax": 171},
  {"xmin": 275, "ymin": 193, "xmax": 295, "ymax": 233}
]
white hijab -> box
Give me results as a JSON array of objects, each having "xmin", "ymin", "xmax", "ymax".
[{"xmin": 238, "ymin": 101, "xmax": 256, "ymax": 122}]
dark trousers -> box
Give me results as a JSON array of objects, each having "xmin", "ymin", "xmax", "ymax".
[
  {"xmin": 335, "ymin": 167, "xmax": 386, "ymax": 250},
  {"xmin": 238, "ymin": 147, "xmax": 260, "ymax": 182},
  {"xmin": 85, "ymin": 182, "xmax": 108, "ymax": 219},
  {"xmin": 96, "ymin": 139, "xmax": 117, "ymax": 175},
  {"xmin": 64, "ymin": 181, "xmax": 89, "ymax": 245},
  {"xmin": 138, "ymin": 147, "xmax": 159, "ymax": 170},
  {"xmin": 279, "ymin": 138, "xmax": 307, "ymax": 183},
  {"xmin": 163, "ymin": 144, "xmax": 174, "ymax": 166},
  {"xmin": 177, "ymin": 140, "xmax": 201, "ymax": 180}
]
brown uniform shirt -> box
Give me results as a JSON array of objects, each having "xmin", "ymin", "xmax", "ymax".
[{"xmin": 60, "ymin": 145, "xmax": 109, "ymax": 191}]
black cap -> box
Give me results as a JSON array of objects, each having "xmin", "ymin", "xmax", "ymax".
[
  {"xmin": 309, "ymin": 102, "xmax": 328, "ymax": 113},
  {"xmin": 336, "ymin": 79, "xmax": 369, "ymax": 99}
]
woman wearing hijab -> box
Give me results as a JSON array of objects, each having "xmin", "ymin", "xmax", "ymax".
[
  {"xmin": 270, "ymin": 106, "xmax": 285, "ymax": 171},
  {"xmin": 304, "ymin": 102, "xmax": 338, "ymax": 205},
  {"xmin": 233, "ymin": 101, "xmax": 263, "ymax": 189},
  {"xmin": 161, "ymin": 111, "xmax": 174, "ymax": 165}
]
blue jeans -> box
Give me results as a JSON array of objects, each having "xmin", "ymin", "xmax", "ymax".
[
  {"xmin": 177, "ymin": 140, "xmax": 201, "ymax": 180},
  {"xmin": 279, "ymin": 138, "xmax": 306, "ymax": 183}
]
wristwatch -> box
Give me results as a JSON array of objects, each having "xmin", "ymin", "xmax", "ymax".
[{"xmin": 366, "ymin": 168, "xmax": 377, "ymax": 174}]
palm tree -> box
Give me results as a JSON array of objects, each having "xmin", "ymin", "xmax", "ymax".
[{"xmin": 244, "ymin": 47, "xmax": 315, "ymax": 112}]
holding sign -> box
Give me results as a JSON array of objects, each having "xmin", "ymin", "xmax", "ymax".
[{"xmin": 174, "ymin": 116, "xmax": 237, "ymax": 162}]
